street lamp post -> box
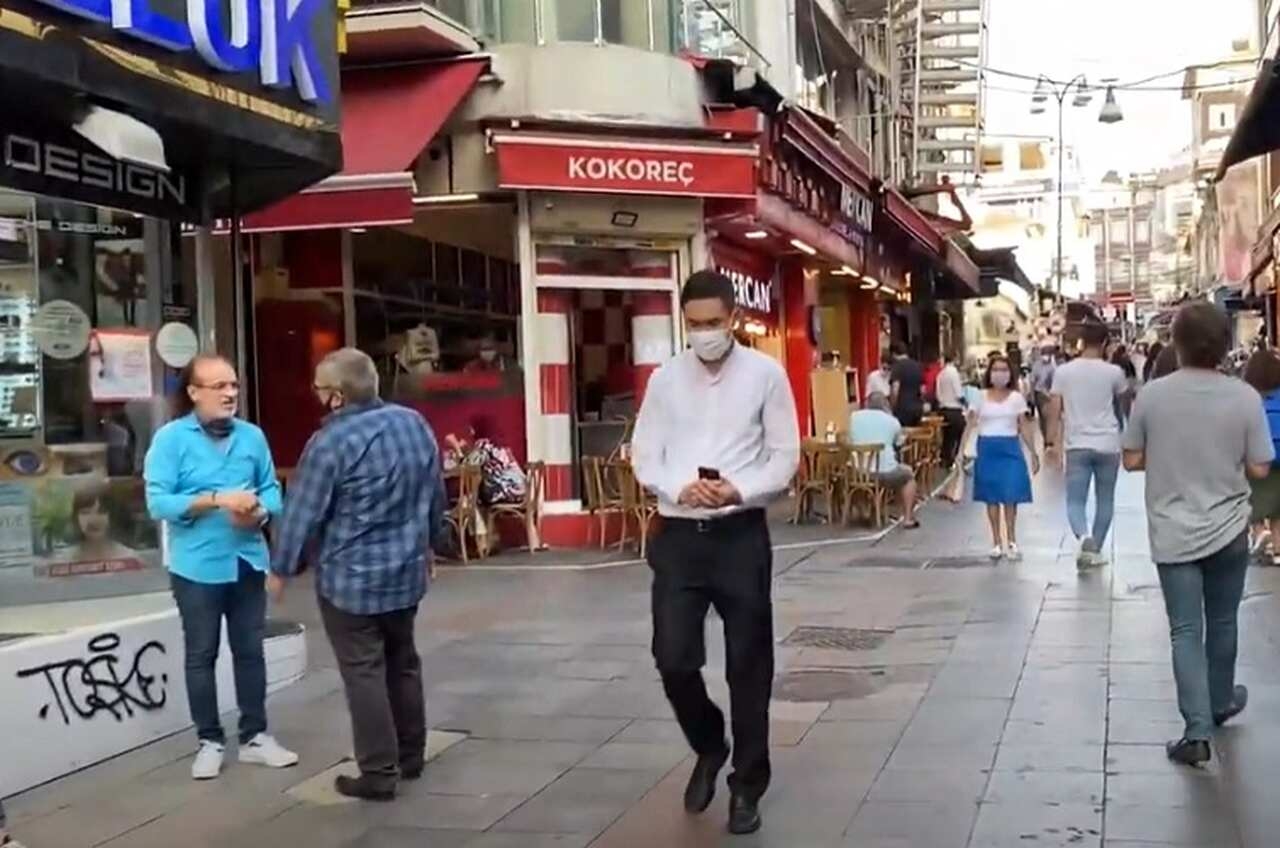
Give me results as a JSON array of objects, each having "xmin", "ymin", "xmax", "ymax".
[{"xmin": 1031, "ymin": 75, "xmax": 1124, "ymax": 299}]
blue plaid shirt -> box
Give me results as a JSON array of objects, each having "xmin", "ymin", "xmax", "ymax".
[{"xmin": 270, "ymin": 400, "xmax": 446, "ymax": 615}]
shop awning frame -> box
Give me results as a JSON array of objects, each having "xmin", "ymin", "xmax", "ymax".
[
  {"xmin": 240, "ymin": 172, "xmax": 416, "ymax": 233},
  {"xmin": 1215, "ymin": 56, "xmax": 1280, "ymax": 181},
  {"xmin": 231, "ymin": 56, "xmax": 487, "ymax": 232}
]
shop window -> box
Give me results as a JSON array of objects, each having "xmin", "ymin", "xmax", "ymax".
[
  {"xmin": 534, "ymin": 244, "xmax": 673, "ymax": 285},
  {"xmin": 0, "ymin": 192, "xmax": 181, "ymax": 609}
]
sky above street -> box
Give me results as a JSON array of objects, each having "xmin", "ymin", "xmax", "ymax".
[{"xmin": 984, "ymin": 0, "xmax": 1258, "ymax": 181}]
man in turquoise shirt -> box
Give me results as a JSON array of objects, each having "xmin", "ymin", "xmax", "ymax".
[
  {"xmin": 144, "ymin": 354, "xmax": 296, "ymax": 781},
  {"xmin": 848, "ymin": 392, "xmax": 919, "ymax": 528}
]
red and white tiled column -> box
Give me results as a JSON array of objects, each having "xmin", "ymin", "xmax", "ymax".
[
  {"xmin": 536, "ymin": 289, "xmax": 574, "ymax": 502},
  {"xmin": 631, "ymin": 292, "xmax": 674, "ymax": 407}
]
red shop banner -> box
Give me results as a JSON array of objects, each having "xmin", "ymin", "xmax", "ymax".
[{"xmin": 492, "ymin": 133, "xmax": 758, "ymax": 199}]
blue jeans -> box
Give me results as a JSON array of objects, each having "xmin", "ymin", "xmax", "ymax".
[
  {"xmin": 171, "ymin": 559, "xmax": 268, "ymax": 745},
  {"xmin": 1065, "ymin": 449, "xmax": 1120, "ymax": 548},
  {"xmin": 1156, "ymin": 533, "xmax": 1249, "ymax": 741}
]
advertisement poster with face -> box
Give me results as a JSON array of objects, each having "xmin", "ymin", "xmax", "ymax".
[
  {"xmin": 88, "ymin": 329, "xmax": 153, "ymax": 402},
  {"xmin": 94, "ymin": 238, "xmax": 148, "ymax": 326},
  {"xmin": 29, "ymin": 477, "xmax": 158, "ymax": 578}
]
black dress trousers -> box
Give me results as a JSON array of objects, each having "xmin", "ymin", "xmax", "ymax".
[{"xmin": 648, "ymin": 508, "xmax": 774, "ymax": 802}]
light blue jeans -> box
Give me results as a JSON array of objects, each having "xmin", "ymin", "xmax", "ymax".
[
  {"xmin": 1065, "ymin": 449, "xmax": 1120, "ymax": 548},
  {"xmin": 1156, "ymin": 533, "xmax": 1249, "ymax": 741}
]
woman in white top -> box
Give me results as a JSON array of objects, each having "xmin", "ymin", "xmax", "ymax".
[{"xmin": 970, "ymin": 354, "xmax": 1040, "ymax": 560}]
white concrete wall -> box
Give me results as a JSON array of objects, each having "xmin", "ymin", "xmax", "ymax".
[{"xmin": 0, "ymin": 610, "xmax": 306, "ymax": 796}]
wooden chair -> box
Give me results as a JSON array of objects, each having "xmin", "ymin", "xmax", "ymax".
[
  {"xmin": 842, "ymin": 443, "xmax": 886, "ymax": 527},
  {"xmin": 612, "ymin": 461, "xmax": 659, "ymax": 556},
  {"xmin": 902, "ymin": 426, "xmax": 937, "ymax": 492},
  {"xmin": 582, "ymin": 456, "xmax": 624, "ymax": 548},
  {"xmin": 793, "ymin": 441, "xmax": 847, "ymax": 524},
  {"xmin": 490, "ymin": 461, "xmax": 546, "ymax": 552},
  {"xmin": 442, "ymin": 464, "xmax": 484, "ymax": 564}
]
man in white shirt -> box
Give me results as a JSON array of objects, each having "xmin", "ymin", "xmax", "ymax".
[
  {"xmin": 935, "ymin": 352, "xmax": 966, "ymax": 469},
  {"xmin": 632, "ymin": 270, "xmax": 800, "ymax": 836},
  {"xmin": 1047, "ymin": 323, "xmax": 1128, "ymax": 570},
  {"xmin": 865, "ymin": 355, "xmax": 892, "ymax": 400}
]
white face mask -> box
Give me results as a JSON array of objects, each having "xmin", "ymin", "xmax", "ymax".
[
  {"xmin": 991, "ymin": 370, "xmax": 1011, "ymax": 388},
  {"xmin": 688, "ymin": 328, "xmax": 733, "ymax": 362}
]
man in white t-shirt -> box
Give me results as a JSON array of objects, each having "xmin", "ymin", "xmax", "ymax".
[
  {"xmin": 1047, "ymin": 323, "xmax": 1129, "ymax": 569},
  {"xmin": 935, "ymin": 353, "xmax": 966, "ymax": 469}
]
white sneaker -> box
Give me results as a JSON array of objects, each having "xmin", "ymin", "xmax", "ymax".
[
  {"xmin": 239, "ymin": 733, "xmax": 299, "ymax": 768},
  {"xmin": 1005, "ymin": 543, "xmax": 1022, "ymax": 561},
  {"xmin": 989, "ymin": 545, "xmax": 1004, "ymax": 561},
  {"xmin": 192, "ymin": 740, "xmax": 225, "ymax": 780}
]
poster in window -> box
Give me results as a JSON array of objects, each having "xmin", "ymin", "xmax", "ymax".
[
  {"xmin": 94, "ymin": 238, "xmax": 147, "ymax": 326},
  {"xmin": 29, "ymin": 477, "xmax": 157, "ymax": 577},
  {"xmin": 0, "ymin": 482, "xmax": 33, "ymax": 563},
  {"xmin": 88, "ymin": 329, "xmax": 153, "ymax": 402}
]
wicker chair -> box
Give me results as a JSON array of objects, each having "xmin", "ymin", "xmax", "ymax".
[
  {"xmin": 793, "ymin": 442, "xmax": 847, "ymax": 524},
  {"xmin": 902, "ymin": 426, "xmax": 938, "ymax": 493},
  {"xmin": 582, "ymin": 456, "xmax": 623, "ymax": 548},
  {"xmin": 489, "ymin": 461, "xmax": 546, "ymax": 552},
  {"xmin": 842, "ymin": 443, "xmax": 886, "ymax": 527},
  {"xmin": 442, "ymin": 464, "xmax": 484, "ymax": 564},
  {"xmin": 612, "ymin": 461, "xmax": 659, "ymax": 556}
]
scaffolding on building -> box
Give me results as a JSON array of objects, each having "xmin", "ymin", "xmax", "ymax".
[{"xmin": 885, "ymin": 0, "xmax": 988, "ymax": 185}]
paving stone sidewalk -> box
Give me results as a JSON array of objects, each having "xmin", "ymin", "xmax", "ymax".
[{"xmin": 10, "ymin": 468, "xmax": 1280, "ymax": 847}]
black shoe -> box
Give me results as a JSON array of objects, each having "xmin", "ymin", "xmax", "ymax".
[
  {"xmin": 1214, "ymin": 684, "xmax": 1249, "ymax": 727},
  {"xmin": 400, "ymin": 764, "xmax": 423, "ymax": 780},
  {"xmin": 727, "ymin": 795, "xmax": 762, "ymax": 835},
  {"xmin": 683, "ymin": 747, "xmax": 729, "ymax": 814},
  {"xmin": 334, "ymin": 774, "xmax": 396, "ymax": 801},
  {"xmin": 1165, "ymin": 737, "xmax": 1211, "ymax": 766}
]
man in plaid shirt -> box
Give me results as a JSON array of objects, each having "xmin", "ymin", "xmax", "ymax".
[{"xmin": 270, "ymin": 348, "xmax": 445, "ymax": 801}]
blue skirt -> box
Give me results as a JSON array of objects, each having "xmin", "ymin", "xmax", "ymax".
[{"xmin": 973, "ymin": 435, "xmax": 1032, "ymax": 505}]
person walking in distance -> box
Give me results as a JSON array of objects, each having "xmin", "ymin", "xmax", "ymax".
[
  {"xmin": 270, "ymin": 349, "xmax": 445, "ymax": 800},
  {"xmin": 632, "ymin": 270, "xmax": 800, "ymax": 835},
  {"xmin": 144, "ymin": 355, "xmax": 297, "ymax": 780},
  {"xmin": 935, "ymin": 352, "xmax": 967, "ymax": 470},
  {"xmin": 1029, "ymin": 344, "xmax": 1057, "ymax": 442},
  {"xmin": 971, "ymin": 354, "xmax": 1040, "ymax": 560},
  {"xmin": 889, "ymin": 342, "xmax": 925, "ymax": 426},
  {"xmin": 1241, "ymin": 349, "xmax": 1280, "ymax": 564},
  {"xmin": 1123, "ymin": 302, "xmax": 1270, "ymax": 765},
  {"xmin": 1046, "ymin": 322, "xmax": 1128, "ymax": 571}
]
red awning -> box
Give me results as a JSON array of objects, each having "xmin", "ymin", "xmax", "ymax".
[
  {"xmin": 242, "ymin": 58, "xmax": 487, "ymax": 232},
  {"xmin": 883, "ymin": 187, "xmax": 944, "ymax": 255}
]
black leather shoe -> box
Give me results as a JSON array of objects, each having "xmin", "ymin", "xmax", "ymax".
[
  {"xmin": 335, "ymin": 774, "xmax": 396, "ymax": 801},
  {"xmin": 683, "ymin": 747, "xmax": 729, "ymax": 813},
  {"xmin": 400, "ymin": 764, "xmax": 423, "ymax": 780},
  {"xmin": 1214, "ymin": 684, "xmax": 1249, "ymax": 727},
  {"xmin": 1165, "ymin": 737, "xmax": 1211, "ymax": 766},
  {"xmin": 727, "ymin": 795, "xmax": 761, "ymax": 835}
]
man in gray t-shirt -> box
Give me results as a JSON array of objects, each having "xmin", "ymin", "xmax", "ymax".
[
  {"xmin": 1120, "ymin": 301, "xmax": 1273, "ymax": 767},
  {"xmin": 1123, "ymin": 369, "xmax": 1272, "ymax": 564}
]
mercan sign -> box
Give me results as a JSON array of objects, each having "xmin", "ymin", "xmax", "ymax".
[{"xmin": 29, "ymin": 0, "xmax": 332, "ymax": 103}]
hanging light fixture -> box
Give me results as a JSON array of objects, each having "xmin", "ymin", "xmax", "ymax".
[
  {"xmin": 1071, "ymin": 76, "xmax": 1092, "ymax": 108},
  {"xmin": 1098, "ymin": 85, "xmax": 1124, "ymax": 124},
  {"xmin": 1031, "ymin": 77, "xmax": 1048, "ymax": 104}
]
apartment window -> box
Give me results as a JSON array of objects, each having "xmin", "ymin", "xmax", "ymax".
[
  {"xmin": 1018, "ymin": 144, "xmax": 1045, "ymax": 171},
  {"xmin": 980, "ymin": 145, "xmax": 1003, "ymax": 172},
  {"xmin": 1109, "ymin": 218, "xmax": 1127, "ymax": 245},
  {"xmin": 1134, "ymin": 220, "xmax": 1151, "ymax": 244},
  {"xmin": 1089, "ymin": 222, "xmax": 1103, "ymax": 246},
  {"xmin": 545, "ymin": 0, "xmax": 599, "ymax": 41},
  {"xmin": 1208, "ymin": 103, "xmax": 1237, "ymax": 132}
]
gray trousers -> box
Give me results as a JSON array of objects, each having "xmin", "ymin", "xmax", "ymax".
[{"xmin": 319, "ymin": 597, "xmax": 426, "ymax": 789}]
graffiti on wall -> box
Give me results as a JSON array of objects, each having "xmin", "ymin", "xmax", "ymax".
[{"xmin": 15, "ymin": 632, "xmax": 167, "ymax": 724}]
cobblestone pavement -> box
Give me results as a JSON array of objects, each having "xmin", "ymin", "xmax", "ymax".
[{"xmin": 11, "ymin": 467, "xmax": 1280, "ymax": 847}]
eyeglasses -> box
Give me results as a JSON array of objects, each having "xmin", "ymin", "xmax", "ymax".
[{"xmin": 193, "ymin": 381, "xmax": 239, "ymax": 391}]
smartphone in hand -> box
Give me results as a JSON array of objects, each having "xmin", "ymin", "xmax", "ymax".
[{"xmin": 698, "ymin": 467, "xmax": 721, "ymax": 481}]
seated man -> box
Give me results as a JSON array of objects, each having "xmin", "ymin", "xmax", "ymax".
[{"xmin": 849, "ymin": 392, "xmax": 919, "ymax": 528}]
